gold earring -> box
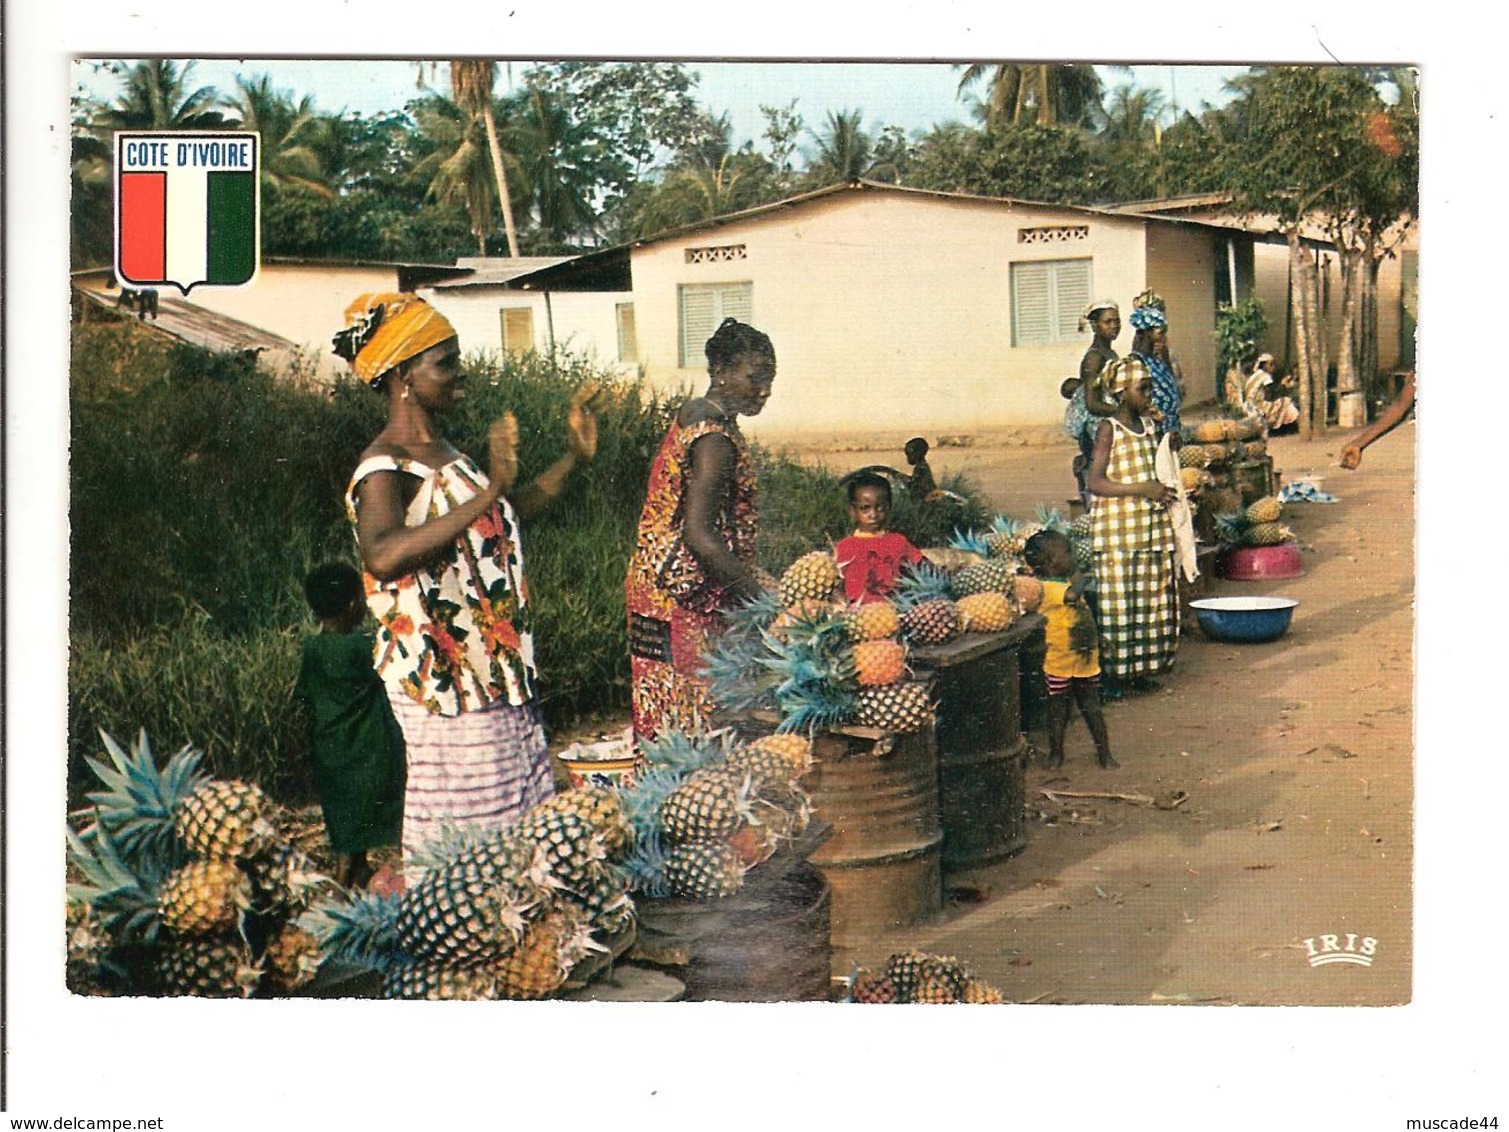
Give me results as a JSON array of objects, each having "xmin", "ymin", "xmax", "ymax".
[{"xmin": 401, "ymin": 384, "xmax": 411, "ymax": 401}]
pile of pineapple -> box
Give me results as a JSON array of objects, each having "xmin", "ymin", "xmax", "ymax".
[
  {"xmin": 617, "ymin": 729, "xmax": 815, "ymax": 901},
  {"xmin": 1213, "ymin": 494, "xmax": 1295, "ymax": 549},
  {"xmin": 313, "ymin": 786, "xmax": 638, "ymax": 1000},
  {"xmin": 948, "ymin": 505, "xmax": 1088, "ymax": 593},
  {"xmin": 67, "ymin": 730, "xmax": 332, "ymax": 998},
  {"xmin": 1182, "ymin": 418, "xmax": 1270, "ymax": 499},
  {"xmin": 848, "ymin": 950, "xmax": 1006, "ymax": 1004},
  {"xmin": 704, "ymin": 550, "xmax": 942, "ymax": 737}
]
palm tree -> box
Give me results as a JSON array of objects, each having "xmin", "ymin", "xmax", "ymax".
[
  {"xmin": 98, "ymin": 60, "xmax": 229, "ymax": 130},
  {"xmin": 508, "ymin": 82, "xmax": 597, "ymax": 246},
  {"xmin": 412, "ymin": 94, "xmax": 497, "ymax": 255},
  {"xmin": 1101, "ymin": 84, "xmax": 1167, "ymax": 146},
  {"xmin": 632, "ymin": 155, "xmax": 752, "ymax": 237},
  {"xmin": 229, "ymin": 75, "xmax": 333, "ymax": 197},
  {"xmin": 808, "ymin": 110, "xmax": 876, "ymax": 181},
  {"xmin": 955, "ymin": 62, "xmax": 1106, "ymax": 130},
  {"xmin": 451, "ymin": 60, "xmax": 520, "ymax": 257}
]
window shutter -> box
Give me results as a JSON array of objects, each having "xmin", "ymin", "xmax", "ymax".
[
  {"xmin": 500, "ymin": 307, "xmax": 534, "ymax": 356},
  {"xmin": 1011, "ymin": 262, "xmax": 1051, "ymax": 346},
  {"xmin": 1053, "ymin": 259, "xmax": 1091, "ymax": 342},
  {"xmin": 616, "ymin": 302, "xmax": 638, "ymax": 363},
  {"xmin": 679, "ymin": 283, "xmax": 753, "ymax": 366}
]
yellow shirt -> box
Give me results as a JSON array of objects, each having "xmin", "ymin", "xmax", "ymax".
[{"xmin": 1039, "ymin": 579, "xmax": 1101, "ymax": 679}]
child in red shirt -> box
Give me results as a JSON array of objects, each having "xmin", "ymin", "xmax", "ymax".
[{"xmin": 835, "ymin": 473, "xmax": 923, "ymax": 604}]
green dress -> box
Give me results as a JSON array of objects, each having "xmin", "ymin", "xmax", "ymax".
[{"xmin": 294, "ymin": 631, "xmax": 406, "ymax": 854}]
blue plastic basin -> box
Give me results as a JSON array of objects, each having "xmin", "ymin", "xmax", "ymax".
[{"xmin": 1189, "ymin": 596, "xmax": 1298, "ymax": 643}]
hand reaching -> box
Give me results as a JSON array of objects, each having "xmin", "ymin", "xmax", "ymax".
[
  {"xmin": 567, "ymin": 384, "xmax": 600, "ymax": 463},
  {"xmin": 1339, "ymin": 444, "xmax": 1363, "ymax": 470},
  {"xmin": 488, "ymin": 412, "xmax": 520, "ymax": 495}
]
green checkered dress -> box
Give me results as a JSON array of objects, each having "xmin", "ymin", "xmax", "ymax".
[{"xmin": 1089, "ymin": 416, "xmax": 1179, "ymax": 679}]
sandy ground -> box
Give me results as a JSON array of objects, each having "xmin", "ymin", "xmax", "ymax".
[{"xmin": 775, "ymin": 424, "xmax": 1414, "ymax": 1005}]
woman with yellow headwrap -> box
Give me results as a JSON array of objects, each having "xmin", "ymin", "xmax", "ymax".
[
  {"xmin": 337, "ymin": 293, "xmax": 598, "ymax": 874},
  {"xmin": 1086, "ymin": 356, "xmax": 1180, "ymax": 701}
]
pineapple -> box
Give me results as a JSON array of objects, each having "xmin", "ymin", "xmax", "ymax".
[
  {"xmin": 1180, "ymin": 467, "xmax": 1210, "ymax": 493},
  {"xmin": 723, "ymin": 743, "xmax": 802, "ymax": 788},
  {"xmin": 746, "ymin": 733, "xmax": 814, "ymax": 777},
  {"xmin": 565, "ymin": 863, "xmax": 636, "ymax": 936},
  {"xmin": 955, "ymin": 591, "xmax": 1015, "ymax": 633},
  {"xmin": 914, "ymin": 955, "xmax": 968, "ymax": 1004},
  {"xmin": 175, "ymin": 779, "xmax": 279, "ymax": 861},
  {"xmin": 1178, "ymin": 444, "xmax": 1209, "ymax": 469},
  {"xmin": 496, "ymin": 905, "xmax": 600, "ymax": 1000},
  {"xmin": 658, "ymin": 772, "xmax": 755, "ymax": 844},
  {"xmin": 527, "ymin": 788, "xmax": 632, "ymax": 858},
  {"xmin": 779, "ymin": 551, "xmax": 842, "ymax": 606},
  {"xmin": 854, "ymin": 682, "xmax": 933, "ymax": 733},
  {"xmin": 1245, "ymin": 496, "xmax": 1283, "ymax": 524},
  {"xmin": 961, "ymin": 977, "xmax": 1005, "ymax": 1004},
  {"xmin": 1247, "ymin": 522, "xmax": 1294, "ymax": 546},
  {"xmin": 245, "ymin": 842, "xmax": 327, "ymax": 916},
  {"xmin": 952, "ymin": 557, "xmax": 1016, "ymax": 597},
  {"xmin": 383, "ymin": 959, "xmax": 499, "ymax": 1001},
  {"xmin": 884, "ymin": 950, "xmax": 931, "ymax": 1000},
  {"xmin": 843, "ymin": 600, "xmax": 900, "ymax": 642},
  {"xmin": 1012, "ymin": 574, "xmax": 1045, "ymax": 614},
  {"xmin": 851, "ymin": 969, "xmax": 899, "ymax": 1004},
  {"xmin": 901, "ymin": 598, "xmax": 962, "ymax": 646},
  {"xmin": 516, "ymin": 807, "xmax": 613, "ymax": 892},
  {"xmin": 1193, "ymin": 420, "xmax": 1228, "ymax": 443},
  {"xmin": 157, "ymin": 934, "xmax": 264, "ymax": 998},
  {"xmin": 726, "ymin": 821, "xmax": 780, "ymax": 868},
  {"xmin": 852, "ymin": 639, "xmax": 908, "ymax": 686},
  {"xmin": 394, "ymin": 833, "xmax": 548, "ymax": 965},
  {"xmin": 262, "ymin": 923, "xmax": 324, "ymax": 992},
  {"xmin": 158, "ymin": 858, "xmax": 253, "ymax": 937},
  {"xmin": 663, "ymin": 840, "xmax": 748, "ymax": 899}
]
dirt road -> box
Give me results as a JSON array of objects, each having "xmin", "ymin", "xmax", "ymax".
[{"xmin": 786, "ymin": 425, "xmax": 1414, "ymax": 1006}]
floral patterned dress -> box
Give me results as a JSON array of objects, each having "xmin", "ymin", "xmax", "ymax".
[
  {"xmin": 345, "ymin": 453, "xmax": 553, "ymax": 871},
  {"xmin": 625, "ymin": 417, "xmax": 758, "ymax": 742}
]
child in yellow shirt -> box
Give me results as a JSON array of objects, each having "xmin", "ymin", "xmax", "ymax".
[{"xmin": 1023, "ymin": 530, "xmax": 1117, "ymax": 770}]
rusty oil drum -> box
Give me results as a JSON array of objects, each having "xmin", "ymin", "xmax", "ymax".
[{"xmin": 804, "ymin": 724, "xmax": 943, "ymax": 959}]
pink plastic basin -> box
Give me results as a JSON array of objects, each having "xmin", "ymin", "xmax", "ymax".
[{"xmin": 1218, "ymin": 542, "xmax": 1304, "ymax": 580}]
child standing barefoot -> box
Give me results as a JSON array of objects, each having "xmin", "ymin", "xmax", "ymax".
[
  {"xmin": 1087, "ymin": 358, "xmax": 1180, "ymax": 699},
  {"xmin": 294, "ymin": 564, "xmax": 406, "ymax": 889},
  {"xmin": 1024, "ymin": 530, "xmax": 1116, "ymax": 769}
]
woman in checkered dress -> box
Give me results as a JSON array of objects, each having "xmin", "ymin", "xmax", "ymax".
[{"xmin": 1086, "ymin": 356, "xmax": 1179, "ymax": 696}]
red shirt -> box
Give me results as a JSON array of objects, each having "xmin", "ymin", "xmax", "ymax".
[{"xmin": 836, "ymin": 531, "xmax": 923, "ymax": 604}]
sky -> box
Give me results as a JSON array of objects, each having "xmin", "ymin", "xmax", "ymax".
[{"xmin": 76, "ymin": 57, "xmax": 1249, "ymax": 153}]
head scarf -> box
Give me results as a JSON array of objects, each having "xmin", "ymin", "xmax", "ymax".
[
  {"xmin": 1095, "ymin": 356, "xmax": 1147, "ymax": 405},
  {"xmin": 333, "ymin": 293, "xmax": 457, "ymax": 386},
  {"xmin": 1129, "ymin": 289, "xmax": 1168, "ymax": 331},
  {"xmin": 1083, "ymin": 298, "xmax": 1119, "ymax": 320}
]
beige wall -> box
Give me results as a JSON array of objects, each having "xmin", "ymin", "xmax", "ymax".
[
  {"xmin": 1145, "ymin": 224, "xmax": 1221, "ymax": 405},
  {"xmin": 177, "ymin": 263, "xmax": 401, "ymax": 377},
  {"xmin": 630, "ymin": 193, "xmax": 1151, "ymax": 441},
  {"xmin": 422, "ymin": 286, "xmax": 638, "ymax": 377}
]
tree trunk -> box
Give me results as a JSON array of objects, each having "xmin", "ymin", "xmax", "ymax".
[
  {"xmin": 1297, "ymin": 247, "xmax": 1329, "ymax": 436},
  {"xmin": 1364, "ymin": 246, "xmax": 1382, "ymax": 415},
  {"xmin": 1335, "ymin": 246, "xmax": 1367, "ymax": 428},
  {"xmin": 481, "ymin": 103, "xmax": 521, "ymax": 258},
  {"xmin": 1287, "ymin": 232, "xmax": 1315, "ymax": 440}
]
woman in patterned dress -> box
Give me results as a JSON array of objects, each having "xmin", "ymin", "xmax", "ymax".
[
  {"xmin": 1087, "ymin": 356, "xmax": 1179, "ymax": 699},
  {"xmin": 337, "ymin": 293, "xmax": 598, "ymax": 874},
  {"xmin": 625, "ymin": 318, "xmax": 776, "ymax": 742},
  {"xmin": 1127, "ymin": 290, "xmax": 1184, "ymax": 446}
]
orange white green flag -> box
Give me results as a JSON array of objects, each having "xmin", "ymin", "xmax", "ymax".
[{"xmin": 114, "ymin": 131, "xmax": 260, "ymax": 292}]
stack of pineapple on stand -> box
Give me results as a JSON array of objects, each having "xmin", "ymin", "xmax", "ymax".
[
  {"xmin": 1182, "ymin": 417, "xmax": 1271, "ymax": 541},
  {"xmin": 67, "ymin": 730, "xmax": 332, "ymax": 998},
  {"xmin": 615, "ymin": 728, "xmax": 815, "ymax": 902},
  {"xmin": 946, "ymin": 506, "xmax": 1077, "ymax": 605},
  {"xmin": 847, "ymin": 949, "xmax": 1007, "ymax": 1004},
  {"xmin": 311, "ymin": 786, "xmax": 639, "ymax": 1000}
]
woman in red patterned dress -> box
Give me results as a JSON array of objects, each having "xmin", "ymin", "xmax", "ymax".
[{"xmin": 625, "ymin": 318, "xmax": 776, "ymax": 742}]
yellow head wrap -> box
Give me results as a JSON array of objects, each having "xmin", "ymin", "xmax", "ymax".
[
  {"xmin": 334, "ymin": 293, "xmax": 457, "ymax": 386},
  {"xmin": 1096, "ymin": 356, "xmax": 1148, "ymax": 405}
]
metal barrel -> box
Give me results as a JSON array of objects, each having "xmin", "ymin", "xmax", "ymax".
[
  {"xmin": 633, "ymin": 860, "xmax": 833, "ymax": 1002},
  {"xmin": 805, "ymin": 725, "xmax": 943, "ymax": 953}
]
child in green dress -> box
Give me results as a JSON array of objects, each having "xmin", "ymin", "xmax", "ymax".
[{"xmin": 294, "ymin": 564, "xmax": 406, "ymax": 889}]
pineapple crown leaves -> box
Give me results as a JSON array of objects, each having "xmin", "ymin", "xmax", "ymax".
[
  {"xmin": 1212, "ymin": 511, "xmax": 1253, "ymax": 549},
  {"xmin": 620, "ymin": 827, "xmax": 672, "ymax": 899},
  {"xmin": 403, "ymin": 819, "xmax": 500, "ymax": 876},
  {"xmin": 637, "ymin": 728, "xmax": 735, "ymax": 775},
  {"xmin": 947, "ymin": 526, "xmax": 992, "ymax": 556},
  {"xmin": 720, "ymin": 589, "xmax": 784, "ymax": 643},
  {"xmin": 1033, "ymin": 504, "xmax": 1071, "ymax": 535},
  {"xmin": 702, "ymin": 635, "xmax": 781, "ymax": 714},
  {"xmin": 85, "ymin": 729, "xmax": 206, "ymax": 875},
  {"xmin": 304, "ymin": 891, "xmax": 407, "ymax": 972},
  {"xmin": 619, "ymin": 763, "xmax": 692, "ymax": 845},
  {"xmin": 775, "ymin": 679, "xmax": 857, "ymax": 735},
  {"xmin": 890, "ymin": 560, "xmax": 954, "ymax": 613},
  {"xmin": 65, "ymin": 822, "xmax": 164, "ymax": 946}
]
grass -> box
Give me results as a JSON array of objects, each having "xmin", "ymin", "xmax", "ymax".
[{"xmin": 68, "ymin": 322, "xmax": 987, "ymax": 803}]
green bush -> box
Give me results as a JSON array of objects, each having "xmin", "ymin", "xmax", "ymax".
[{"xmin": 68, "ymin": 325, "xmax": 986, "ymax": 804}]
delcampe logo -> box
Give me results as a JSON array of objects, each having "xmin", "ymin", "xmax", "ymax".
[
  {"xmin": 114, "ymin": 132, "xmax": 260, "ymax": 293},
  {"xmin": 1303, "ymin": 933, "xmax": 1379, "ymax": 968}
]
